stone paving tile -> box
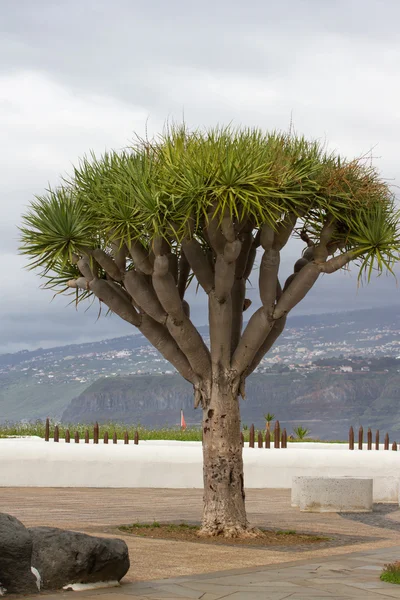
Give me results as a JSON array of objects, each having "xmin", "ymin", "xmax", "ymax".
[
  {"xmin": 3, "ymin": 489, "xmax": 400, "ymax": 599},
  {"xmin": 205, "ymin": 593, "xmax": 299, "ymax": 600}
]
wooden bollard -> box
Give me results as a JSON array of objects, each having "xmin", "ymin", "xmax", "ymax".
[
  {"xmin": 265, "ymin": 430, "xmax": 270, "ymax": 449},
  {"xmin": 392, "ymin": 442, "xmax": 398, "ymax": 451},
  {"xmin": 54, "ymin": 425, "xmax": 59, "ymax": 443},
  {"xmin": 358, "ymin": 426, "xmax": 363, "ymax": 450},
  {"xmin": 85, "ymin": 429, "xmax": 89, "ymax": 444},
  {"xmin": 74, "ymin": 431, "xmax": 79, "ymax": 443},
  {"xmin": 240, "ymin": 432, "xmax": 244, "ymax": 447},
  {"xmin": 367, "ymin": 428, "xmax": 372, "ymax": 450},
  {"xmin": 249, "ymin": 424, "xmax": 255, "ymax": 448},
  {"xmin": 113, "ymin": 432, "xmax": 118, "ymax": 444},
  {"xmin": 65, "ymin": 429, "xmax": 70, "ymax": 443},
  {"xmin": 375, "ymin": 430, "xmax": 379, "ymax": 450},
  {"xmin": 134, "ymin": 431, "xmax": 139, "ymax": 445},
  {"xmin": 45, "ymin": 417, "xmax": 50, "ymax": 442},
  {"xmin": 124, "ymin": 431, "xmax": 129, "ymax": 444},
  {"xmin": 104, "ymin": 431, "xmax": 109, "ymax": 444},
  {"xmin": 281, "ymin": 429, "xmax": 287, "ymax": 448},
  {"xmin": 274, "ymin": 421, "xmax": 280, "ymax": 448},
  {"xmin": 93, "ymin": 422, "xmax": 99, "ymax": 444},
  {"xmin": 257, "ymin": 431, "xmax": 263, "ymax": 448},
  {"xmin": 349, "ymin": 426, "xmax": 354, "ymax": 450},
  {"xmin": 384, "ymin": 433, "xmax": 389, "ymax": 450}
]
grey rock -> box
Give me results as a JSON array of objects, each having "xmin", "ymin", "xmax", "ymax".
[
  {"xmin": 29, "ymin": 527, "xmax": 129, "ymax": 589},
  {"xmin": 0, "ymin": 513, "xmax": 38, "ymax": 594}
]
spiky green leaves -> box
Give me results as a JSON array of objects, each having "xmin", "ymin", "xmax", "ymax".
[
  {"xmin": 20, "ymin": 124, "xmax": 399, "ymax": 291},
  {"xmin": 20, "ymin": 188, "xmax": 97, "ymax": 274}
]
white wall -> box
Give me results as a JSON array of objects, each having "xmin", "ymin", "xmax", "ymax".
[{"xmin": 0, "ymin": 439, "xmax": 398, "ymax": 501}]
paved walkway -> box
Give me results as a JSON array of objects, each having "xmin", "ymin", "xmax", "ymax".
[
  {"xmin": 40, "ymin": 547, "xmax": 400, "ymax": 599},
  {"xmin": 1, "ymin": 489, "xmax": 400, "ymax": 598}
]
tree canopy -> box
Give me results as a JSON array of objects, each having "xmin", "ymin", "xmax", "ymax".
[{"xmin": 20, "ymin": 126, "xmax": 399, "ymax": 404}]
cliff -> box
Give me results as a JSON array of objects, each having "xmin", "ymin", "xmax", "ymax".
[{"xmin": 62, "ymin": 370, "xmax": 400, "ymax": 440}]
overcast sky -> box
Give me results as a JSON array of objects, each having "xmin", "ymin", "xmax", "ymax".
[{"xmin": 1, "ymin": 0, "xmax": 399, "ymax": 354}]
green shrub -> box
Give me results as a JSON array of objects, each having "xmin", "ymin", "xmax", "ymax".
[{"xmin": 380, "ymin": 562, "xmax": 400, "ymax": 585}]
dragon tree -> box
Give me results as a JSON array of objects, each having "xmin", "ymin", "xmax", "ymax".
[{"xmin": 20, "ymin": 126, "xmax": 399, "ymax": 536}]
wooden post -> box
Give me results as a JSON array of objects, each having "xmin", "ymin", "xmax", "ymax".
[
  {"xmin": 392, "ymin": 442, "xmax": 398, "ymax": 451},
  {"xmin": 249, "ymin": 424, "xmax": 255, "ymax": 448},
  {"xmin": 358, "ymin": 426, "xmax": 363, "ymax": 450},
  {"xmin": 265, "ymin": 430, "xmax": 270, "ymax": 449},
  {"xmin": 367, "ymin": 428, "xmax": 372, "ymax": 450},
  {"xmin": 240, "ymin": 432, "xmax": 244, "ymax": 447},
  {"xmin": 257, "ymin": 431, "xmax": 263, "ymax": 448},
  {"xmin": 54, "ymin": 425, "xmax": 59, "ymax": 443},
  {"xmin": 124, "ymin": 431, "xmax": 129, "ymax": 444},
  {"xmin": 93, "ymin": 422, "xmax": 99, "ymax": 444},
  {"xmin": 375, "ymin": 430, "xmax": 379, "ymax": 450},
  {"xmin": 274, "ymin": 421, "xmax": 280, "ymax": 448},
  {"xmin": 281, "ymin": 429, "xmax": 287, "ymax": 448},
  {"xmin": 113, "ymin": 432, "xmax": 117, "ymax": 444},
  {"xmin": 134, "ymin": 431, "xmax": 139, "ymax": 445},
  {"xmin": 45, "ymin": 417, "xmax": 50, "ymax": 442},
  {"xmin": 384, "ymin": 433, "xmax": 389, "ymax": 450},
  {"xmin": 85, "ymin": 429, "xmax": 89, "ymax": 444},
  {"xmin": 104, "ymin": 431, "xmax": 109, "ymax": 444},
  {"xmin": 74, "ymin": 431, "xmax": 79, "ymax": 443},
  {"xmin": 349, "ymin": 426, "xmax": 354, "ymax": 450},
  {"xmin": 65, "ymin": 429, "xmax": 70, "ymax": 443}
]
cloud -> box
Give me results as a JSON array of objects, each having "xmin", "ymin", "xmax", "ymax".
[{"xmin": 1, "ymin": 0, "xmax": 399, "ymax": 353}]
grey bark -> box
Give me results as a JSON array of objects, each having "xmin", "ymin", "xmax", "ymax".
[{"xmin": 201, "ymin": 381, "xmax": 247, "ymax": 535}]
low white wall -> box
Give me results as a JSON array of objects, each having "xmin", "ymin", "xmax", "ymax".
[{"xmin": 0, "ymin": 439, "xmax": 398, "ymax": 502}]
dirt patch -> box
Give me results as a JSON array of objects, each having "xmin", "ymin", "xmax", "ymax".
[{"xmin": 119, "ymin": 522, "xmax": 330, "ymax": 547}]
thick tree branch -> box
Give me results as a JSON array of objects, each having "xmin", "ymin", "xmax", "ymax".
[
  {"xmin": 111, "ymin": 242, "xmax": 127, "ymax": 272},
  {"xmin": 232, "ymin": 225, "xmax": 279, "ymax": 375},
  {"xmin": 168, "ymin": 252, "xmax": 179, "ymax": 284},
  {"xmin": 91, "ymin": 248, "xmax": 122, "ymax": 281},
  {"xmin": 181, "ymin": 238, "xmax": 214, "ymax": 293},
  {"xmin": 230, "ymin": 278, "xmax": 246, "ymax": 355},
  {"xmin": 128, "ymin": 240, "xmax": 153, "ymax": 274},
  {"xmin": 273, "ymin": 212, "xmax": 297, "ymax": 250},
  {"xmin": 320, "ymin": 250, "xmax": 358, "ymax": 273},
  {"xmin": 273, "ymin": 219, "xmax": 340, "ymax": 320},
  {"xmin": 208, "ymin": 225, "xmax": 242, "ymax": 371},
  {"xmin": 152, "ymin": 255, "xmax": 185, "ymax": 320},
  {"xmin": 206, "ymin": 216, "xmax": 226, "ymax": 253},
  {"xmin": 124, "ymin": 270, "xmax": 166, "ymax": 323},
  {"xmin": 151, "ymin": 253, "xmax": 212, "ymax": 383},
  {"xmin": 77, "ymin": 257, "xmax": 94, "ymax": 280},
  {"xmin": 230, "ymin": 231, "xmax": 255, "ymax": 355},
  {"xmin": 273, "ymin": 262, "xmax": 320, "ymax": 319},
  {"xmin": 139, "ymin": 314, "xmax": 196, "ymax": 383},
  {"xmin": 89, "ymin": 279, "xmax": 141, "ymax": 326},
  {"xmin": 67, "ymin": 277, "xmax": 89, "ymax": 291},
  {"xmin": 214, "ymin": 241, "xmax": 241, "ymax": 302},
  {"xmin": 243, "ymin": 316, "xmax": 287, "ymax": 380},
  {"xmin": 177, "ymin": 250, "xmax": 191, "ymax": 299}
]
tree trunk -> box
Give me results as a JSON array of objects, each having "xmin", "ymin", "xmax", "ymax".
[{"xmin": 200, "ymin": 378, "xmax": 248, "ymax": 537}]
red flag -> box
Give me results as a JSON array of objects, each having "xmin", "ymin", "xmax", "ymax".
[{"xmin": 180, "ymin": 409, "xmax": 186, "ymax": 430}]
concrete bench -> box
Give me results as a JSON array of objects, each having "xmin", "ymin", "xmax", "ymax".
[{"xmin": 291, "ymin": 476, "xmax": 373, "ymax": 512}]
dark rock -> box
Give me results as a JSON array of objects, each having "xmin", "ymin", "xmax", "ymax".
[
  {"xmin": 0, "ymin": 513, "xmax": 38, "ymax": 594},
  {"xmin": 29, "ymin": 527, "xmax": 129, "ymax": 589}
]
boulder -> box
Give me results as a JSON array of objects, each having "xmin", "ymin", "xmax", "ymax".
[
  {"xmin": 29, "ymin": 527, "xmax": 129, "ymax": 589},
  {"xmin": 0, "ymin": 513, "xmax": 38, "ymax": 595}
]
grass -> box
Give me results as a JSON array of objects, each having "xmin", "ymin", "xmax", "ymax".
[
  {"xmin": 120, "ymin": 521, "xmax": 198, "ymax": 532},
  {"xmin": 0, "ymin": 420, "xmax": 346, "ymax": 443},
  {"xmin": 118, "ymin": 522, "xmax": 330, "ymax": 546},
  {"xmin": 381, "ymin": 562, "xmax": 400, "ymax": 585}
]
